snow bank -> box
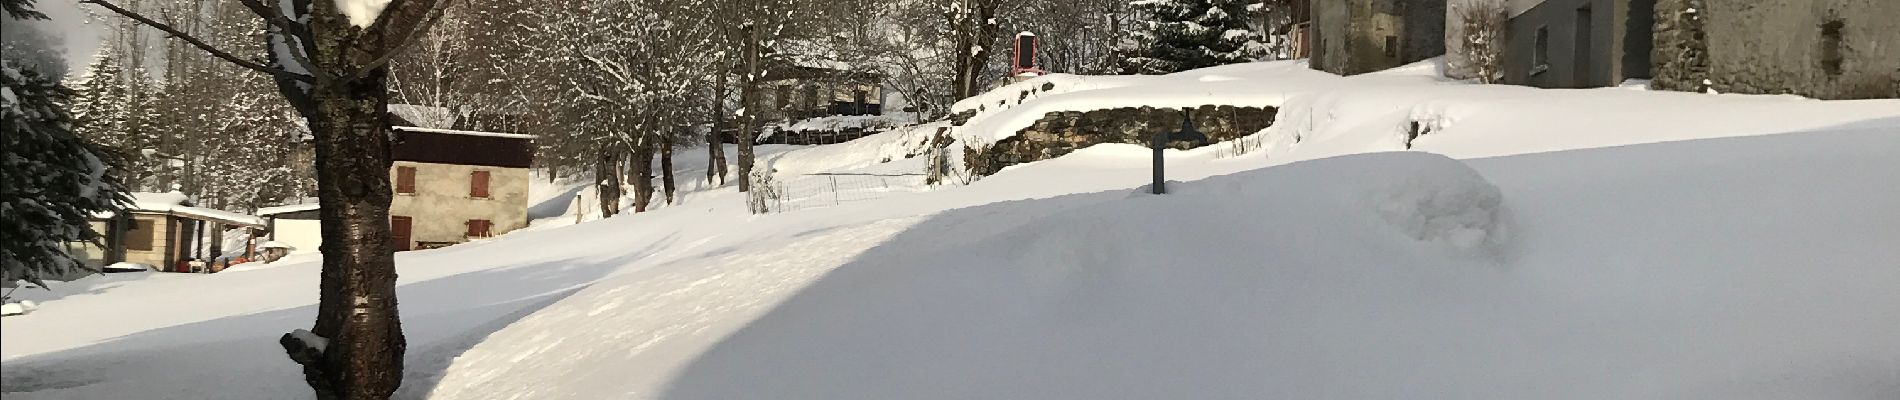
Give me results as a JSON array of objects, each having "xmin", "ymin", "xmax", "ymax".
[
  {"xmin": 766, "ymin": 121, "xmax": 948, "ymax": 176},
  {"xmin": 436, "ymin": 126, "xmax": 1900, "ymax": 399},
  {"xmin": 7, "ymin": 59, "xmax": 1899, "ymax": 400},
  {"xmin": 775, "ymin": 114, "xmax": 913, "ymax": 133},
  {"xmin": 952, "ymin": 60, "xmax": 1341, "ymax": 146}
]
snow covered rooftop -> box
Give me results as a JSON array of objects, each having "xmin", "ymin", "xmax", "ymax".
[
  {"xmin": 256, "ymin": 202, "xmax": 321, "ymax": 216},
  {"xmin": 101, "ymin": 191, "xmax": 267, "ymax": 228},
  {"xmin": 393, "ymin": 126, "xmax": 537, "ymax": 140}
]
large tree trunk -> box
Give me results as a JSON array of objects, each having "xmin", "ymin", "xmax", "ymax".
[
  {"xmin": 631, "ymin": 140, "xmax": 655, "ymax": 212},
  {"xmin": 950, "ymin": 0, "xmax": 1000, "ymax": 100},
  {"xmin": 595, "ymin": 150, "xmax": 622, "ymax": 217},
  {"xmin": 282, "ymin": 68, "xmax": 406, "ymax": 400},
  {"xmin": 707, "ymin": 59, "xmax": 729, "ymax": 186},
  {"xmin": 660, "ymin": 131, "xmax": 676, "ymax": 204},
  {"xmin": 736, "ymin": 24, "xmax": 761, "ymax": 193}
]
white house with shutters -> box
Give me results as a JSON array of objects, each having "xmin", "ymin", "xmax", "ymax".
[{"xmin": 262, "ymin": 121, "xmax": 535, "ymax": 253}]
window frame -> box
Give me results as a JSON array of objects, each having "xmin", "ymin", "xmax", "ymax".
[
  {"xmin": 1531, "ymin": 26, "xmax": 1552, "ymax": 75},
  {"xmin": 395, "ymin": 165, "xmax": 418, "ymax": 195},
  {"xmin": 125, "ymin": 217, "xmax": 155, "ymax": 251},
  {"xmin": 465, "ymin": 219, "xmax": 493, "ymax": 238},
  {"xmin": 469, "ymin": 170, "xmax": 491, "ymax": 199}
]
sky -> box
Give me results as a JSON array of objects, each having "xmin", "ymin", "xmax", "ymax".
[{"xmin": 29, "ymin": 0, "xmax": 109, "ymax": 77}]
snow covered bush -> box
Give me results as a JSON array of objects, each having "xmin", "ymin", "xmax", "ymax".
[
  {"xmin": 1451, "ymin": 0, "xmax": 1507, "ymax": 83},
  {"xmin": 1, "ymin": 57, "xmax": 132, "ymax": 287},
  {"xmin": 747, "ymin": 169, "xmax": 782, "ymax": 214}
]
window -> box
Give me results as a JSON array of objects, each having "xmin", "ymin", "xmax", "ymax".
[
  {"xmin": 465, "ymin": 219, "xmax": 493, "ymax": 238},
  {"xmin": 1532, "ymin": 26, "xmax": 1552, "ymax": 75},
  {"xmin": 803, "ymin": 85, "xmax": 820, "ymax": 110},
  {"xmin": 395, "ymin": 166, "xmax": 417, "ymax": 194},
  {"xmin": 126, "ymin": 218, "xmax": 155, "ymax": 251},
  {"xmin": 775, "ymin": 84, "xmax": 792, "ymax": 110},
  {"xmin": 1820, "ymin": 20, "xmax": 1845, "ymax": 76},
  {"xmin": 1384, "ymin": 35, "xmax": 1399, "ymax": 58},
  {"xmin": 390, "ymin": 216, "xmax": 412, "ymax": 251},
  {"xmin": 470, "ymin": 170, "xmax": 491, "ymax": 199}
]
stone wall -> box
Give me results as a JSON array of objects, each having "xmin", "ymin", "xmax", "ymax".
[
  {"xmin": 963, "ymin": 105, "xmax": 1276, "ymax": 177},
  {"xmin": 1654, "ymin": 0, "xmax": 1900, "ymax": 99},
  {"xmin": 762, "ymin": 127, "xmax": 883, "ymax": 146},
  {"xmin": 1312, "ymin": 0, "xmax": 1449, "ymax": 76}
]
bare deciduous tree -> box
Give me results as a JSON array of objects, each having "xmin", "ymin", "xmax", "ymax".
[
  {"xmin": 1451, "ymin": 0, "xmax": 1507, "ymax": 83},
  {"xmin": 80, "ymin": 0, "xmax": 458, "ymax": 398}
]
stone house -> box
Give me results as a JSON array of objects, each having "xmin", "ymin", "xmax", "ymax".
[
  {"xmin": 761, "ymin": 65, "xmax": 885, "ymax": 121},
  {"xmin": 386, "ymin": 126, "xmax": 535, "ymax": 250},
  {"xmin": 1652, "ymin": 0, "xmax": 1900, "ymax": 99},
  {"xmin": 76, "ymin": 192, "xmax": 267, "ymax": 273},
  {"xmin": 270, "ymin": 124, "xmax": 535, "ymax": 252},
  {"xmin": 1494, "ymin": 0, "xmax": 1657, "ymax": 88},
  {"xmin": 1309, "ymin": 0, "xmax": 1448, "ymax": 75}
]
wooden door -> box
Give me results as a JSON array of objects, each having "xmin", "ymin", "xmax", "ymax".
[{"xmin": 390, "ymin": 216, "xmax": 412, "ymax": 251}]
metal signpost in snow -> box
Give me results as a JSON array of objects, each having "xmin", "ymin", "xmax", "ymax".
[{"xmin": 1153, "ymin": 108, "xmax": 1208, "ymax": 195}]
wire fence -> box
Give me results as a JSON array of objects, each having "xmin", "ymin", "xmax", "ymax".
[{"xmin": 764, "ymin": 173, "xmax": 932, "ymax": 213}]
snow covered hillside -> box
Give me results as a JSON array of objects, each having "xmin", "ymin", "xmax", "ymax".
[{"xmin": 4, "ymin": 61, "xmax": 1899, "ymax": 399}]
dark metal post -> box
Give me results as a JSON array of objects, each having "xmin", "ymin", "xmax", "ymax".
[
  {"xmin": 1152, "ymin": 107, "xmax": 1201, "ymax": 195},
  {"xmin": 1152, "ymin": 126, "xmax": 1167, "ymax": 194}
]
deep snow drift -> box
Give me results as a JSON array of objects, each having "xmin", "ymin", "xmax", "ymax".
[{"xmin": 4, "ymin": 60, "xmax": 1899, "ymax": 399}]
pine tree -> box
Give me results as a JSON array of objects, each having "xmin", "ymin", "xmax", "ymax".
[
  {"xmin": 2, "ymin": 10, "xmax": 133, "ymax": 286},
  {"xmin": 1118, "ymin": 0, "xmax": 1268, "ymax": 75},
  {"xmin": 69, "ymin": 47, "xmax": 132, "ymax": 145}
]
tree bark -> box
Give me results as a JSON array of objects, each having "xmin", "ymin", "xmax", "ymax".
[
  {"xmin": 284, "ymin": 66, "xmax": 405, "ymax": 400},
  {"xmin": 735, "ymin": 23, "xmax": 761, "ymax": 193},
  {"xmin": 950, "ymin": 0, "xmax": 1000, "ymax": 100},
  {"xmin": 708, "ymin": 58, "xmax": 730, "ymax": 186},
  {"xmin": 660, "ymin": 131, "xmax": 676, "ymax": 204},
  {"xmin": 631, "ymin": 140, "xmax": 655, "ymax": 212},
  {"xmin": 595, "ymin": 149, "xmax": 622, "ymax": 217}
]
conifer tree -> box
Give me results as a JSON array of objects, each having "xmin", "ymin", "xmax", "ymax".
[
  {"xmin": 1118, "ymin": 0, "xmax": 1268, "ymax": 75},
  {"xmin": 2, "ymin": 0, "xmax": 132, "ymax": 287}
]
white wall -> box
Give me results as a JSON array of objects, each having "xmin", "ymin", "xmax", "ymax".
[{"xmin": 270, "ymin": 219, "xmax": 323, "ymax": 255}]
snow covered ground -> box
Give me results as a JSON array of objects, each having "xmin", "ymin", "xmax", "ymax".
[{"xmin": 4, "ymin": 61, "xmax": 1899, "ymax": 399}]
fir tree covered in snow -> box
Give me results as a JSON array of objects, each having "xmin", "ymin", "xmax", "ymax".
[
  {"xmin": 67, "ymin": 44, "xmax": 167, "ymax": 191},
  {"xmin": 68, "ymin": 47, "xmax": 135, "ymax": 148},
  {"xmin": 1118, "ymin": 0, "xmax": 1268, "ymax": 75},
  {"xmin": 2, "ymin": 0, "xmax": 132, "ymax": 287}
]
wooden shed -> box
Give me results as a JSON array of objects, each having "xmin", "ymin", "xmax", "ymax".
[{"xmin": 77, "ymin": 192, "xmax": 268, "ymax": 273}]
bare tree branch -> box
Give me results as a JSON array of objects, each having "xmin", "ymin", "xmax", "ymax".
[
  {"xmin": 78, "ymin": 0, "xmax": 315, "ymax": 83},
  {"xmin": 348, "ymin": 0, "xmax": 457, "ymax": 80},
  {"xmin": 232, "ymin": 0, "xmax": 329, "ymax": 80}
]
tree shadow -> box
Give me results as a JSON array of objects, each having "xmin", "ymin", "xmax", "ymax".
[
  {"xmin": 0, "ymin": 235, "xmax": 674, "ymax": 398},
  {"xmin": 653, "ymin": 119, "xmax": 1900, "ymax": 399}
]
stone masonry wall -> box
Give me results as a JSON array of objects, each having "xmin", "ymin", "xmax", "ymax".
[
  {"xmin": 1654, "ymin": 0, "xmax": 1900, "ymax": 99},
  {"xmin": 963, "ymin": 105, "xmax": 1276, "ymax": 177}
]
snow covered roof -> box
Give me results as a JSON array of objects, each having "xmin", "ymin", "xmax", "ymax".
[
  {"xmin": 256, "ymin": 202, "xmax": 321, "ymax": 216},
  {"xmin": 129, "ymin": 191, "xmax": 191, "ymax": 211},
  {"xmin": 100, "ymin": 191, "xmax": 267, "ymax": 228},
  {"xmin": 394, "ymin": 126, "xmax": 537, "ymax": 140}
]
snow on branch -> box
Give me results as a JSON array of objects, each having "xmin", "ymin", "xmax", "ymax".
[{"xmin": 79, "ymin": 0, "xmax": 315, "ymax": 83}]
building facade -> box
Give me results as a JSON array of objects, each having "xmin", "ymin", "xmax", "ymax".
[
  {"xmin": 1652, "ymin": 0, "xmax": 1900, "ymax": 99},
  {"xmin": 1310, "ymin": 0, "xmax": 1448, "ymax": 75},
  {"xmin": 387, "ymin": 127, "xmax": 535, "ymax": 250},
  {"xmin": 762, "ymin": 65, "xmax": 885, "ymax": 121},
  {"xmin": 76, "ymin": 192, "xmax": 266, "ymax": 274},
  {"xmin": 1499, "ymin": 0, "xmax": 1656, "ymax": 88}
]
